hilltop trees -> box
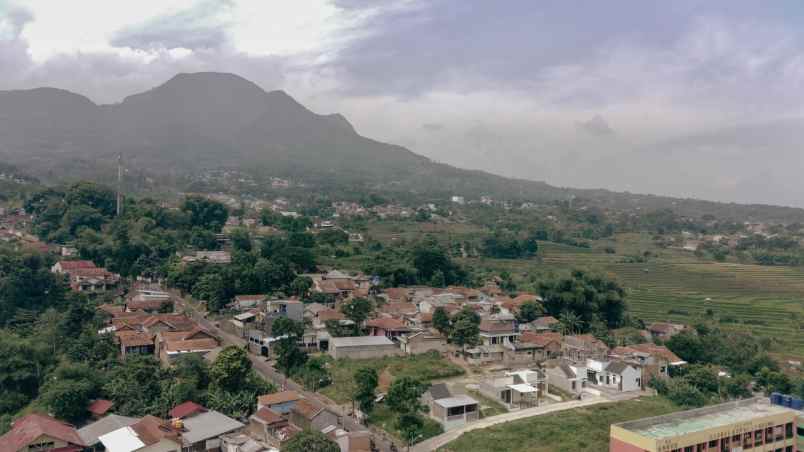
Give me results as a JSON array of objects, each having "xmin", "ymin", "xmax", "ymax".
[{"xmin": 539, "ymin": 270, "xmax": 627, "ymax": 332}]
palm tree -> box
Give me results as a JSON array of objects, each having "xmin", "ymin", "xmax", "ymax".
[{"xmin": 559, "ymin": 310, "xmax": 582, "ymax": 336}]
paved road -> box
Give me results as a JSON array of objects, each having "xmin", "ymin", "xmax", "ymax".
[
  {"xmin": 411, "ymin": 397, "xmax": 609, "ymax": 452},
  {"xmin": 174, "ymin": 293, "xmax": 400, "ymax": 451}
]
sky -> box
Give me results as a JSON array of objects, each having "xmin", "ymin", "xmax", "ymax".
[{"xmin": 2, "ymin": 0, "xmax": 804, "ymax": 207}]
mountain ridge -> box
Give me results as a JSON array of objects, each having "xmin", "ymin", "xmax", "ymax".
[{"xmin": 1, "ymin": 72, "xmax": 804, "ymax": 222}]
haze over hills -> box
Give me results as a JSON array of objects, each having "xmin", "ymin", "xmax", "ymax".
[{"xmin": 1, "ymin": 72, "xmax": 803, "ymax": 222}]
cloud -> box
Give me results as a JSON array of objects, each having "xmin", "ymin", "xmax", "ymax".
[
  {"xmin": 421, "ymin": 122, "xmax": 444, "ymax": 132},
  {"xmin": 576, "ymin": 115, "xmax": 614, "ymax": 136}
]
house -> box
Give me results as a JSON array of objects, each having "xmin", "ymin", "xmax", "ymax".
[
  {"xmin": 586, "ymin": 360, "xmax": 641, "ymax": 392},
  {"xmin": 377, "ymin": 302, "xmax": 418, "ymax": 318},
  {"xmin": 544, "ymin": 360, "xmax": 587, "ymax": 395},
  {"xmin": 99, "ymin": 415, "xmax": 181, "ymax": 452},
  {"xmin": 117, "ymin": 331, "xmax": 155, "ymax": 359},
  {"xmin": 328, "ymin": 336, "xmax": 403, "ymax": 360},
  {"xmin": 68, "ymin": 267, "xmax": 121, "ymax": 293},
  {"xmin": 526, "ymin": 316, "xmax": 560, "ymax": 332},
  {"xmin": 609, "ymin": 343, "xmax": 686, "ymax": 386},
  {"xmin": 247, "ymin": 407, "xmax": 294, "ymax": 447},
  {"xmin": 478, "ymin": 319, "xmax": 519, "ymax": 347},
  {"xmin": 220, "ymin": 433, "xmax": 275, "ymax": 452},
  {"xmin": 399, "ymin": 331, "xmax": 448, "ymax": 355},
  {"xmin": 331, "ymin": 429, "xmax": 371, "ymax": 452},
  {"xmin": 157, "ymin": 328, "xmax": 220, "ymax": 364},
  {"xmin": 257, "ymin": 391, "xmax": 302, "ymax": 414},
  {"xmin": 478, "ymin": 370, "xmax": 544, "ymax": 409},
  {"xmin": 126, "ymin": 290, "xmax": 173, "ymax": 313},
  {"xmin": 180, "ymin": 409, "xmax": 245, "ymax": 451},
  {"xmin": 366, "ymin": 317, "xmax": 410, "ymax": 339},
  {"xmin": 647, "ymin": 322, "xmax": 686, "ymax": 340},
  {"xmin": 78, "ymin": 414, "xmax": 139, "ymax": 452},
  {"xmin": 430, "ymin": 395, "xmax": 480, "ymax": 430},
  {"xmin": 0, "ymin": 413, "xmax": 85, "ymax": 452},
  {"xmin": 517, "ymin": 332, "xmax": 562, "ymax": 361},
  {"xmin": 264, "ymin": 299, "xmax": 304, "ymax": 331},
  {"xmin": 51, "ymin": 260, "xmax": 96, "ymax": 274},
  {"xmin": 562, "ymin": 334, "xmax": 609, "ymax": 361},
  {"xmin": 87, "ymin": 399, "xmax": 114, "ymax": 419},
  {"xmin": 289, "ymin": 399, "xmax": 340, "ymax": 432},
  {"xmin": 422, "ymin": 383, "xmax": 453, "ymax": 411},
  {"xmin": 181, "ymin": 250, "xmax": 232, "ymax": 265},
  {"xmin": 169, "ymin": 401, "xmax": 207, "ymax": 419},
  {"xmin": 231, "ymin": 294, "xmax": 267, "ymax": 310}
]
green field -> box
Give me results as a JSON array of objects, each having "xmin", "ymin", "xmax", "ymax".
[
  {"xmin": 438, "ymin": 397, "xmax": 680, "ymax": 452},
  {"xmin": 470, "ymin": 236, "xmax": 804, "ymax": 357},
  {"xmin": 319, "ymin": 351, "xmax": 465, "ymax": 404}
]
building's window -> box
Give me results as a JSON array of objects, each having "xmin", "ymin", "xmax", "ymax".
[
  {"xmin": 775, "ymin": 425, "xmax": 784, "ymax": 442},
  {"xmin": 447, "ymin": 406, "xmax": 466, "ymax": 416},
  {"xmin": 785, "ymin": 422, "xmax": 793, "ymax": 438},
  {"xmin": 465, "ymin": 404, "xmax": 477, "ymax": 413},
  {"xmin": 683, "ymin": 446, "xmax": 693, "ymax": 452},
  {"xmin": 755, "ymin": 429, "xmax": 763, "ymax": 446},
  {"xmin": 696, "ymin": 443, "xmax": 706, "ymax": 452},
  {"xmin": 767, "ymin": 427, "xmax": 774, "ymax": 443},
  {"xmin": 708, "ymin": 439, "xmax": 718, "ymax": 448},
  {"xmin": 720, "ymin": 436, "xmax": 730, "ymax": 452},
  {"xmin": 742, "ymin": 431, "xmax": 752, "ymax": 448},
  {"xmin": 785, "ymin": 446, "xmax": 793, "ymax": 452},
  {"xmin": 797, "ymin": 425, "xmax": 804, "ymax": 437}
]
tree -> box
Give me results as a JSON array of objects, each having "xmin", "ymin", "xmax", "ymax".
[
  {"xmin": 192, "ymin": 273, "xmax": 228, "ymax": 312},
  {"xmin": 516, "ymin": 301, "xmax": 544, "ymax": 323},
  {"xmin": 558, "ymin": 310, "xmax": 582, "ymax": 336},
  {"xmin": 289, "ymin": 276, "xmax": 313, "ymax": 298},
  {"xmin": 209, "ymin": 346, "xmax": 252, "ymax": 390},
  {"xmin": 539, "ymin": 270, "xmax": 627, "ymax": 330},
  {"xmin": 386, "ymin": 377, "xmax": 426, "ymax": 415},
  {"xmin": 722, "ymin": 374, "xmax": 752, "ymax": 400},
  {"xmin": 432, "ymin": 307, "xmax": 451, "ymax": 337},
  {"xmin": 411, "ymin": 240, "xmax": 466, "ymax": 285},
  {"xmin": 299, "ymin": 357, "xmax": 330, "ymax": 392},
  {"xmin": 271, "ymin": 318, "xmax": 308, "ymax": 374},
  {"xmin": 104, "ymin": 356, "xmax": 164, "ymax": 417},
  {"xmin": 664, "ymin": 380, "xmax": 707, "ymax": 407},
  {"xmin": 230, "ymin": 228, "xmax": 252, "ymax": 252},
  {"xmin": 282, "ymin": 430, "xmax": 340, "ymax": 452},
  {"xmin": 449, "ymin": 308, "xmax": 480, "ymax": 354},
  {"xmin": 340, "ymin": 297, "xmax": 374, "ymax": 327},
  {"xmin": 181, "ymin": 196, "xmax": 228, "ymax": 231},
  {"xmin": 353, "ymin": 367, "xmax": 378, "ymax": 415},
  {"xmin": 397, "ymin": 412, "xmax": 425, "ymax": 450}
]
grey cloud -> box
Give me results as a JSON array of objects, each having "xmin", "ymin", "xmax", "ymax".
[
  {"xmin": 110, "ymin": 0, "xmax": 233, "ymax": 51},
  {"xmin": 421, "ymin": 122, "xmax": 444, "ymax": 132},
  {"xmin": 576, "ymin": 115, "xmax": 614, "ymax": 136}
]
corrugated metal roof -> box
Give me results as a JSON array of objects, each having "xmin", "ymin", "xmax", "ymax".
[
  {"xmin": 181, "ymin": 411, "xmax": 244, "ymax": 444},
  {"xmin": 331, "ymin": 336, "xmax": 395, "ymax": 347}
]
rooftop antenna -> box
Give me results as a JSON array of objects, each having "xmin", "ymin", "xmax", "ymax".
[{"xmin": 116, "ymin": 153, "xmax": 123, "ymax": 216}]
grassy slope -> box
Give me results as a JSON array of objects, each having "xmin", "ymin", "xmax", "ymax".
[{"xmin": 438, "ymin": 397, "xmax": 680, "ymax": 452}]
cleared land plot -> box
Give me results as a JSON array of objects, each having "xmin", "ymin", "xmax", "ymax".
[
  {"xmin": 320, "ymin": 352, "xmax": 465, "ymax": 404},
  {"xmin": 438, "ymin": 397, "xmax": 680, "ymax": 452}
]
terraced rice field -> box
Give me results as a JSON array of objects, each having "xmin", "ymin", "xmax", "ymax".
[{"xmin": 540, "ymin": 241, "xmax": 804, "ymax": 355}]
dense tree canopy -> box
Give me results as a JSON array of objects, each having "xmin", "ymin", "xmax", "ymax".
[{"xmin": 539, "ymin": 270, "xmax": 627, "ymax": 331}]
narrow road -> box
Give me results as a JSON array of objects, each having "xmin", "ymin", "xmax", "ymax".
[
  {"xmin": 411, "ymin": 396, "xmax": 608, "ymax": 452},
  {"xmin": 174, "ymin": 293, "xmax": 400, "ymax": 451}
]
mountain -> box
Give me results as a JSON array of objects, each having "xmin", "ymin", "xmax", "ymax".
[{"xmin": 1, "ymin": 72, "xmax": 803, "ymax": 222}]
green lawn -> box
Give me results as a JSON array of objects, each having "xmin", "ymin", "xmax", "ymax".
[
  {"xmin": 438, "ymin": 397, "xmax": 681, "ymax": 452},
  {"xmin": 319, "ymin": 351, "xmax": 465, "ymax": 404}
]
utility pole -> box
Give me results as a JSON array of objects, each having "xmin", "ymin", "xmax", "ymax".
[{"xmin": 116, "ymin": 153, "xmax": 123, "ymax": 216}]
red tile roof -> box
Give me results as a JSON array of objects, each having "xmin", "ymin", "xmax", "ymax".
[
  {"xmin": 291, "ymin": 399, "xmax": 322, "ymax": 420},
  {"xmin": 479, "ymin": 319, "xmax": 515, "ymax": 334},
  {"xmin": 520, "ymin": 331, "xmax": 562, "ymax": 347},
  {"xmin": 259, "ymin": 391, "xmax": 302, "ymax": 406},
  {"xmin": 169, "ymin": 401, "xmax": 207, "ymax": 419},
  {"xmin": 163, "ymin": 338, "xmax": 219, "ymax": 352},
  {"xmin": 629, "ymin": 343, "xmax": 684, "ymax": 363},
  {"xmin": 87, "ymin": 399, "xmax": 114, "ymax": 416},
  {"xmin": 366, "ymin": 317, "xmax": 409, "ymax": 331},
  {"xmin": 317, "ymin": 309, "xmax": 345, "ymax": 322},
  {"xmin": 0, "ymin": 413, "xmax": 84, "ymax": 452},
  {"xmin": 130, "ymin": 416, "xmax": 180, "ymax": 446},
  {"xmin": 57, "ymin": 260, "xmax": 96, "ymax": 271},
  {"xmin": 532, "ymin": 316, "xmax": 559, "ymax": 327},
  {"xmin": 253, "ymin": 407, "xmax": 285, "ymax": 425}
]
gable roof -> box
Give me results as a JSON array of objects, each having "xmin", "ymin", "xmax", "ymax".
[
  {"xmin": 479, "ymin": 319, "xmax": 515, "ymax": 334},
  {"xmin": 0, "ymin": 413, "xmax": 85, "ymax": 452},
  {"xmin": 88, "ymin": 399, "xmax": 114, "ymax": 416},
  {"xmin": 252, "ymin": 407, "xmax": 285, "ymax": 425},
  {"xmin": 130, "ymin": 415, "xmax": 180, "ymax": 446},
  {"xmin": 628, "ymin": 343, "xmax": 684, "ymax": 363},
  {"xmin": 57, "ymin": 260, "xmax": 96, "ymax": 271},
  {"xmin": 258, "ymin": 390, "xmax": 302, "ymax": 406},
  {"xmin": 532, "ymin": 316, "xmax": 559, "ymax": 327},
  {"xmin": 169, "ymin": 401, "xmax": 207, "ymax": 419},
  {"xmin": 78, "ymin": 414, "xmax": 139, "ymax": 447},
  {"xmin": 519, "ymin": 331, "xmax": 561, "ymax": 347},
  {"xmin": 291, "ymin": 399, "xmax": 323, "ymax": 420},
  {"xmin": 427, "ymin": 383, "xmax": 451, "ymax": 400},
  {"xmin": 366, "ymin": 317, "xmax": 409, "ymax": 331},
  {"xmin": 605, "ymin": 360, "xmax": 633, "ymax": 374}
]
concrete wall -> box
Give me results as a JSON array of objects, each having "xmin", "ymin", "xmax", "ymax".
[
  {"xmin": 546, "ymin": 367, "xmax": 582, "ymax": 395},
  {"xmin": 403, "ymin": 336, "xmax": 448, "ymax": 355}
]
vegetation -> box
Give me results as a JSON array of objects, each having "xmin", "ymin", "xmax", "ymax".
[
  {"xmin": 282, "ymin": 429, "xmax": 340, "ymax": 452},
  {"xmin": 438, "ymin": 397, "xmax": 681, "ymax": 452}
]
